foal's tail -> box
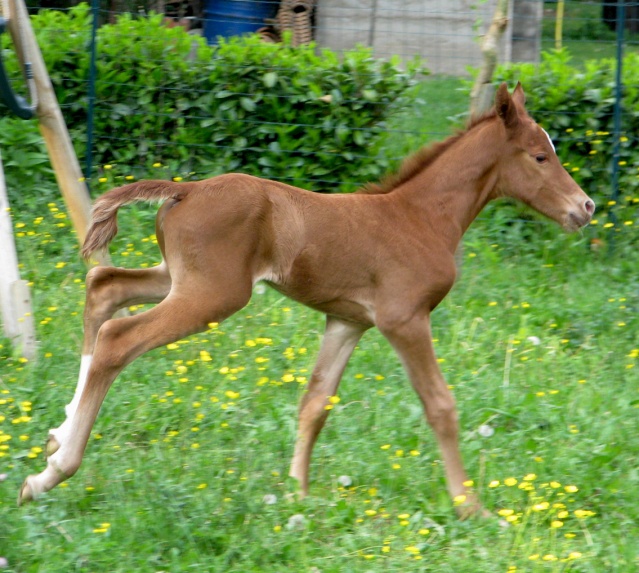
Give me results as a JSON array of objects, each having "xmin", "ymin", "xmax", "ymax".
[{"xmin": 82, "ymin": 180, "xmax": 187, "ymax": 259}]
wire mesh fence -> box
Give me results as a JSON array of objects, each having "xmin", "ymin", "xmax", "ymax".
[{"xmin": 1, "ymin": 1, "xmax": 638, "ymax": 206}]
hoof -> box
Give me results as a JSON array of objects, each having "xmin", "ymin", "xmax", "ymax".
[
  {"xmin": 455, "ymin": 500, "xmax": 490, "ymax": 520},
  {"xmin": 46, "ymin": 434, "xmax": 61, "ymax": 458},
  {"xmin": 18, "ymin": 476, "xmax": 36, "ymax": 506}
]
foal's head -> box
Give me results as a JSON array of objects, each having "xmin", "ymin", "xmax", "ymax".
[{"xmin": 492, "ymin": 83, "xmax": 595, "ymax": 231}]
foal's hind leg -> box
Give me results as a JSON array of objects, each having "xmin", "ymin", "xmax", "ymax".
[
  {"xmin": 47, "ymin": 263, "xmax": 172, "ymax": 457},
  {"xmin": 289, "ymin": 317, "xmax": 367, "ymax": 496},
  {"xmin": 19, "ymin": 282, "xmax": 252, "ymax": 505}
]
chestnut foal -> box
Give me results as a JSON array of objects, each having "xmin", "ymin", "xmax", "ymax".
[{"xmin": 19, "ymin": 83, "xmax": 594, "ymax": 515}]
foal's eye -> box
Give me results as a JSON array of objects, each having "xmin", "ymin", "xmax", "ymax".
[{"xmin": 535, "ymin": 154, "xmax": 547, "ymax": 164}]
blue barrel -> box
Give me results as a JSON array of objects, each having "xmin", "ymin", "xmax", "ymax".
[{"xmin": 203, "ymin": 0, "xmax": 277, "ymax": 44}]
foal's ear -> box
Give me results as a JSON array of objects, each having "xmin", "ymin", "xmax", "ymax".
[
  {"xmin": 495, "ymin": 82, "xmax": 519, "ymax": 128},
  {"xmin": 512, "ymin": 81, "xmax": 526, "ymax": 107}
]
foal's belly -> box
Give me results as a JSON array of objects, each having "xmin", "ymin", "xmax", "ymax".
[{"xmin": 265, "ymin": 280, "xmax": 376, "ymax": 327}]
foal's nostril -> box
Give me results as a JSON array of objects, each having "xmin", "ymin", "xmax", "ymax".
[{"xmin": 585, "ymin": 200, "xmax": 595, "ymax": 215}]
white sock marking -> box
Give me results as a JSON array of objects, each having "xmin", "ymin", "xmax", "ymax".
[{"xmin": 51, "ymin": 355, "xmax": 93, "ymax": 444}]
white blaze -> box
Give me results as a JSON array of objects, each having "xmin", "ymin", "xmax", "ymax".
[{"xmin": 542, "ymin": 128, "xmax": 556, "ymax": 153}]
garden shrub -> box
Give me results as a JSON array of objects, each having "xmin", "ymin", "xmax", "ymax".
[
  {"xmin": 493, "ymin": 49, "xmax": 639, "ymax": 211},
  {"xmin": 0, "ymin": 4, "xmax": 423, "ymax": 196}
]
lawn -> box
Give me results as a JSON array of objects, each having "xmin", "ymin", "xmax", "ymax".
[{"xmin": 541, "ymin": 0, "xmax": 639, "ymax": 59}]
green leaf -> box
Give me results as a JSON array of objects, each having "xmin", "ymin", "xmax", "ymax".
[
  {"xmin": 263, "ymin": 72, "xmax": 278, "ymax": 88},
  {"xmin": 240, "ymin": 97, "xmax": 257, "ymax": 112}
]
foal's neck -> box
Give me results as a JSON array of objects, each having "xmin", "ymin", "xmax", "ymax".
[{"xmin": 396, "ymin": 119, "xmax": 502, "ymax": 251}]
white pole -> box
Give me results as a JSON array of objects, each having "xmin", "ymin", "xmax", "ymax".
[{"xmin": 0, "ymin": 150, "xmax": 36, "ymax": 359}]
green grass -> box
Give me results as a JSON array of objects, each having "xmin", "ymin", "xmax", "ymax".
[
  {"xmin": 1, "ymin": 175, "xmax": 638, "ymax": 572},
  {"xmin": 385, "ymin": 75, "xmax": 469, "ymax": 160},
  {"xmin": 541, "ymin": 1, "xmax": 639, "ymax": 61}
]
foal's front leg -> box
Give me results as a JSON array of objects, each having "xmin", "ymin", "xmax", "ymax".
[
  {"xmin": 46, "ymin": 264, "xmax": 171, "ymax": 457},
  {"xmin": 379, "ymin": 313, "xmax": 482, "ymax": 518},
  {"xmin": 289, "ymin": 317, "xmax": 367, "ymax": 496}
]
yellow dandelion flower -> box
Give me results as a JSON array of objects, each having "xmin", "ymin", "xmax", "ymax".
[
  {"xmin": 574, "ymin": 509, "xmax": 595, "ymax": 518},
  {"xmin": 568, "ymin": 552, "xmax": 583, "ymax": 559}
]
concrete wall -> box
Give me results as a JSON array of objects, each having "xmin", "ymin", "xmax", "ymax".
[
  {"xmin": 315, "ymin": 0, "xmax": 541, "ymax": 75},
  {"xmin": 511, "ymin": 0, "xmax": 543, "ymax": 63}
]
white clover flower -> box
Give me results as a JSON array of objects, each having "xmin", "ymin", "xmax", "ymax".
[{"xmin": 337, "ymin": 475, "xmax": 353, "ymax": 487}]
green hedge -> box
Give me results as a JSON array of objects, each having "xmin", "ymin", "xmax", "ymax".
[
  {"xmin": 0, "ymin": 4, "xmax": 422, "ymax": 200},
  {"xmin": 494, "ymin": 49, "xmax": 639, "ymax": 211}
]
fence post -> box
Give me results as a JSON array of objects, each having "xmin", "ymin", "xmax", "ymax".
[
  {"xmin": 85, "ymin": 0, "xmax": 99, "ymax": 181},
  {"xmin": 610, "ymin": 0, "xmax": 625, "ymax": 211},
  {"xmin": 6, "ymin": 0, "xmax": 110, "ymax": 266}
]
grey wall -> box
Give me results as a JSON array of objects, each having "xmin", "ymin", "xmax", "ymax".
[{"xmin": 315, "ymin": 0, "xmax": 541, "ymax": 75}]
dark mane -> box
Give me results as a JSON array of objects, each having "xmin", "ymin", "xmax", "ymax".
[{"xmin": 358, "ymin": 109, "xmax": 498, "ymax": 195}]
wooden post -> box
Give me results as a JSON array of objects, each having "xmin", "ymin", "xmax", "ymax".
[
  {"xmin": 470, "ymin": 0, "xmax": 510, "ymax": 117},
  {"xmin": 0, "ymin": 151, "xmax": 36, "ymax": 359},
  {"xmin": 6, "ymin": 0, "xmax": 110, "ymax": 266}
]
